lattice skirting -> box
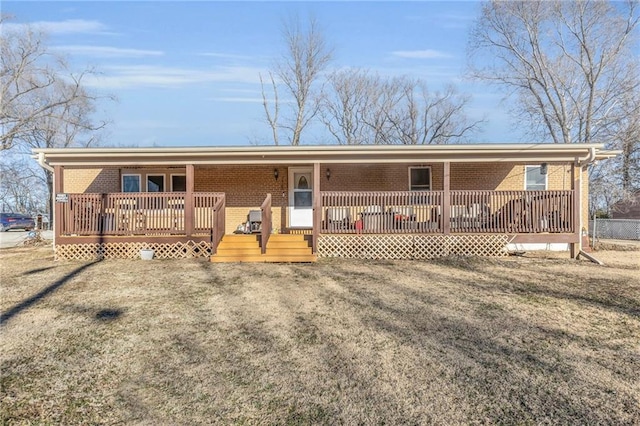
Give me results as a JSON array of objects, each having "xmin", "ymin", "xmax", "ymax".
[
  {"xmin": 55, "ymin": 241, "xmax": 212, "ymax": 260},
  {"xmin": 318, "ymin": 234, "xmax": 513, "ymax": 259}
]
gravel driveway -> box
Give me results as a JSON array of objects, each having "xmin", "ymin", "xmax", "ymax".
[{"xmin": 0, "ymin": 230, "xmax": 53, "ymax": 249}]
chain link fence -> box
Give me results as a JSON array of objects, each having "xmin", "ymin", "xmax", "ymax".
[{"xmin": 588, "ymin": 219, "xmax": 640, "ymax": 241}]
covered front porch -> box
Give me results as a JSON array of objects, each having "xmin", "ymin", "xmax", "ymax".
[{"xmin": 36, "ymin": 144, "xmax": 614, "ymax": 261}]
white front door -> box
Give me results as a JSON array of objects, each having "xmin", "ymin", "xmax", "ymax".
[{"xmin": 288, "ymin": 167, "xmax": 313, "ymax": 228}]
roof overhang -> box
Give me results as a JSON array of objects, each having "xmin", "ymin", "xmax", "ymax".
[{"xmin": 32, "ymin": 143, "xmax": 620, "ymax": 168}]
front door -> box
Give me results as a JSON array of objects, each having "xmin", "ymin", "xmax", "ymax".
[{"xmin": 288, "ymin": 167, "xmax": 313, "ymax": 228}]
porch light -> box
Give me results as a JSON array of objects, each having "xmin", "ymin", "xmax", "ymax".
[
  {"xmin": 326, "ymin": 168, "xmax": 331, "ymax": 180},
  {"xmin": 274, "ymin": 168, "xmax": 279, "ymax": 181},
  {"xmin": 540, "ymin": 163, "xmax": 548, "ymax": 175}
]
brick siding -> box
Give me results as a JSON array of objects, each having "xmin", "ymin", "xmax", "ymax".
[
  {"xmin": 63, "ymin": 162, "xmax": 589, "ymax": 232},
  {"xmin": 63, "ymin": 168, "xmax": 120, "ymax": 193}
]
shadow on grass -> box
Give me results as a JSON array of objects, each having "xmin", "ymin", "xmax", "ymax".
[
  {"xmin": 21, "ymin": 266, "xmax": 57, "ymax": 275},
  {"xmin": 316, "ymin": 260, "xmax": 640, "ymax": 423},
  {"xmin": 1, "ymin": 260, "xmax": 100, "ymax": 326},
  {"xmin": 95, "ymin": 308, "xmax": 123, "ymax": 321},
  {"xmin": 428, "ymin": 256, "xmax": 640, "ymax": 318}
]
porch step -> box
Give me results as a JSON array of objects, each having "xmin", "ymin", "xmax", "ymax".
[{"xmin": 211, "ymin": 234, "xmax": 316, "ymax": 263}]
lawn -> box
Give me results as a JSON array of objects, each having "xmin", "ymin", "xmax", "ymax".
[{"xmin": 1, "ymin": 246, "xmax": 639, "ymax": 425}]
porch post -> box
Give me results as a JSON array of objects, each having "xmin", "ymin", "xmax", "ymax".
[
  {"xmin": 570, "ymin": 163, "xmax": 582, "ymax": 258},
  {"xmin": 53, "ymin": 165, "xmax": 64, "ymax": 244},
  {"xmin": 442, "ymin": 162, "xmax": 451, "ymax": 235},
  {"xmin": 312, "ymin": 162, "xmax": 321, "ymax": 254},
  {"xmin": 185, "ymin": 164, "xmax": 195, "ymax": 237}
]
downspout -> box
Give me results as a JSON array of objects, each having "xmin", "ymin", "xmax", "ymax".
[{"xmin": 574, "ymin": 147, "xmax": 595, "ymax": 254}]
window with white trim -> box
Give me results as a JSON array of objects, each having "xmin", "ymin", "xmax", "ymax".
[
  {"xmin": 525, "ymin": 165, "xmax": 547, "ymax": 191},
  {"xmin": 171, "ymin": 174, "xmax": 186, "ymax": 192},
  {"xmin": 409, "ymin": 167, "xmax": 431, "ymax": 191},
  {"xmin": 122, "ymin": 174, "xmax": 141, "ymax": 192},
  {"xmin": 147, "ymin": 175, "xmax": 165, "ymax": 192}
]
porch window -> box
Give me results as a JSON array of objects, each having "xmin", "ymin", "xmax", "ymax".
[
  {"xmin": 122, "ymin": 174, "xmax": 141, "ymax": 192},
  {"xmin": 171, "ymin": 174, "xmax": 186, "ymax": 192},
  {"xmin": 147, "ymin": 175, "xmax": 165, "ymax": 192},
  {"xmin": 409, "ymin": 167, "xmax": 431, "ymax": 191},
  {"xmin": 525, "ymin": 166, "xmax": 547, "ymax": 191}
]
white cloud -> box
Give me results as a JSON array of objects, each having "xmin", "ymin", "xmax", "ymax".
[
  {"xmin": 391, "ymin": 49, "xmax": 453, "ymax": 59},
  {"xmin": 83, "ymin": 65, "xmax": 267, "ymax": 89},
  {"xmin": 54, "ymin": 45, "xmax": 164, "ymax": 58},
  {"xmin": 3, "ymin": 19, "xmax": 114, "ymax": 35}
]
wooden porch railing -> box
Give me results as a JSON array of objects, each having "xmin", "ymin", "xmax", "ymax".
[
  {"xmin": 320, "ymin": 190, "xmax": 574, "ymax": 234},
  {"xmin": 450, "ymin": 190, "xmax": 575, "ymax": 234},
  {"xmin": 61, "ymin": 192, "xmax": 225, "ymax": 236},
  {"xmin": 321, "ymin": 191, "xmax": 444, "ymax": 234},
  {"xmin": 260, "ymin": 193, "xmax": 272, "ymax": 254},
  {"xmin": 211, "ymin": 194, "xmax": 226, "ymax": 255}
]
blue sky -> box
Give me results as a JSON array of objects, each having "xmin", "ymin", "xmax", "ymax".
[{"xmin": 4, "ymin": 1, "xmax": 522, "ymax": 147}]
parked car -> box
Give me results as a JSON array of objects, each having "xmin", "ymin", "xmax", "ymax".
[{"xmin": 0, "ymin": 213, "xmax": 36, "ymax": 232}]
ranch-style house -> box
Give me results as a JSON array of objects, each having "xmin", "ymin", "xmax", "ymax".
[{"xmin": 33, "ymin": 143, "xmax": 617, "ymax": 262}]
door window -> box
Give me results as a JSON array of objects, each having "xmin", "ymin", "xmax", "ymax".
[{"xmin": 294, "ymin": 173, "xmax": 312, "ymax": 207}]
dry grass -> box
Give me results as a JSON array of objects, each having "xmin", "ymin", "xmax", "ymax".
[{"xmin": 1, "ymin": 246, "xmax": 639, "ymax": 425}]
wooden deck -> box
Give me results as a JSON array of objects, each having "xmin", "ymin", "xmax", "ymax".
[{"xmin": 53, "ymin": 190, "xmax": 579, "ymax": 260}]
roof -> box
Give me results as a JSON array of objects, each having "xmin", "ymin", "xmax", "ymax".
[
  {"xmin": 611, "ymin": 191, "xmax": 640, "ymax": 219},
  {"xmin": 33, "ymin": 143, "xmax": 619, "ymax": 167}
]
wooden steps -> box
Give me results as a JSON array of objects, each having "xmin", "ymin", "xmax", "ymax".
[{"xmin": 210, "ymin": 234, "xmax": 317, "ymax": 263}]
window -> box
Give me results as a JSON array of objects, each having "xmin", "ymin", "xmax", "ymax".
[
  {"xmin": 171, "ymin": 174, "xmax": 186, "ymax": 192},
  {"xmin": 122, "ymin": 174, "xmax": 141, "ymax": 192},
  {"xmin": 147, "ymin": 175, "xmax": 165, "ymax": 192},
  {"xmin": 525, "ymin": 166, "xmax": 547, "ymax": 191},
  {"xmin": 409, "ymin": 167, "xmax": 431, "ymax": 191}
]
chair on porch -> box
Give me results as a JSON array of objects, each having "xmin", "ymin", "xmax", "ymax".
[
  {"xmin": 326, "ymin": 207, "xmax": 352, "ymax": 231},
  {"xmin": 391, "ymin": 206, "xmax": 417, "ymax": 231},
  {"xmin": 468, "ymin": 203, "xmax": 490, "ymax": 228},
  {"xmin": 450, "ymin": 205, "xmax": 469, "ymax": 229}
]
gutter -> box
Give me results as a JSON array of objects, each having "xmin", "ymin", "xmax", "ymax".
[
  {"xmin": 576, "ymin": 147, "xmax": 596, "ymax": 166},
  {"xmin": 37, "ymin": 152, "xmax": 54, "ymax": 172}
]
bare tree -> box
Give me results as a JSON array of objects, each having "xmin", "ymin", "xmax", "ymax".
[
  {"xmin": 0, "ymin": 154, "xmax": 47, "ymax": 214},
  {"xmin": 320, "ymin": 70, "xmax": 481, "ymax": 145},
  {"xmin": 261, "ymin": 15, "xmax": 333, "ymax": 145},
  {"xmin": 468, "ymin": 0, "xmax": 640, "ymax": 145},
  {"xmin": 385, "ymin": 79, "xmax": 481, "ymax": 145},
  {"xmin": 1, "ymin": 18, "xmax": 105, "ymax": 151},
  {"xmin": 1, "ymin": 17, "xmax": 111, "ymax": 213},
  {"xmin": 259, "ymin": 72, "xmax": 280, "ymax": 145},
  {"xmin": 610, "ymin": 88, "xmax": 640, "ymax": 193},
  {"xmin": 319, "ymin": 68, "xmax": 380, "ymax": 145}
]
